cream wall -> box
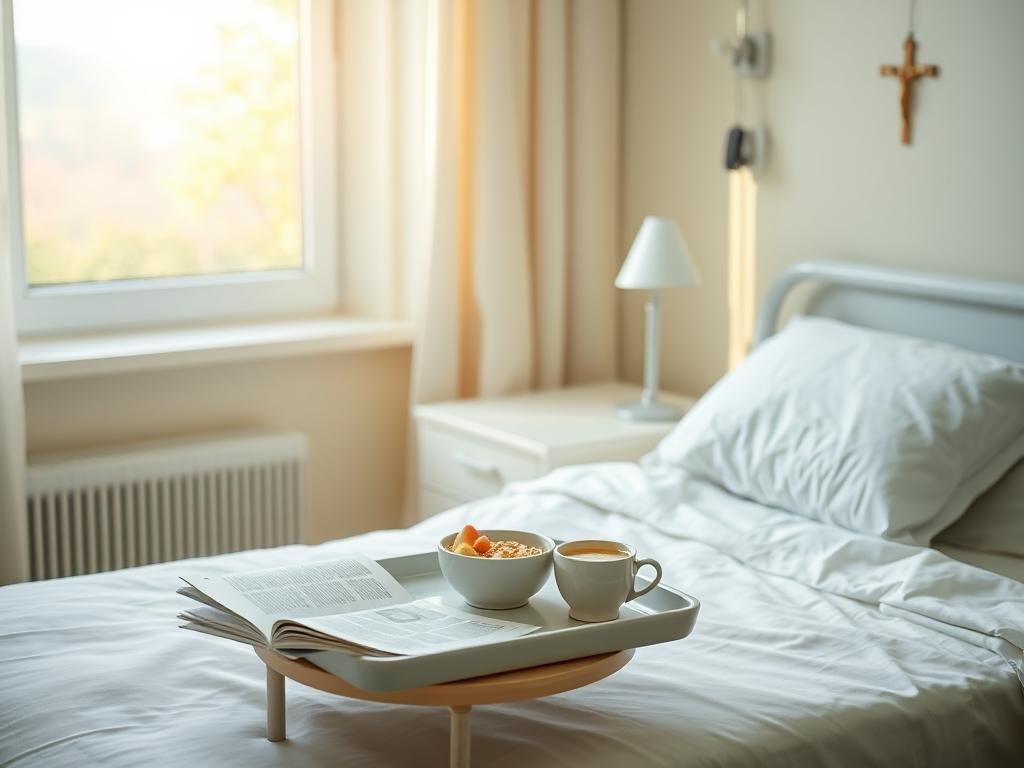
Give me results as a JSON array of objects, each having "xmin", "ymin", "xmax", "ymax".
[
  {"xmin": 620, "ymin": 0, "xmax": 734, "ymax": 397},
  {"xmin": 24, "ymin": 347, "xmax": 411, "ymax": 544},
  {"xmin": 622, "ymin": 0, "xmax": 1024, "ymax": 395},
  {"xmin": 755, "ymin": 0, "xmax": 1024, "ymax": 291}
]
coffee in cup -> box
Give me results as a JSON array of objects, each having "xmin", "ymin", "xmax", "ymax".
[
  {"xmin": 558, "ymin": 544, "xmax": 629, "ymax": 561},
  {"xmin": 553, "ymin": 539, "xmax": 663, "ymax": 622}
]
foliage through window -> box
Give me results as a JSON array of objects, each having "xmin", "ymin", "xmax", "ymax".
[{"xmin": 13, "ymin": 0, "xmax": 302, "ymax": 287}]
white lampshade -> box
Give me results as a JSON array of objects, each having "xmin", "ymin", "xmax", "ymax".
[{"xmin": 615, "ymin": 216, "xmax": 701, "ymax": 289}]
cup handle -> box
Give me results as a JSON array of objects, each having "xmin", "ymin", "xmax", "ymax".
[{"xmin": 626, "ymin": 558, "xmax": 663, "ymax": 602}]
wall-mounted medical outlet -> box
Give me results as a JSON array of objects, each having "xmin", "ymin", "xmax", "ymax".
[
  {"xmin": 724, "ymin": 125, "xmax": 767, "ymax": 172},
  {"xmin": 736, "ymin": 32, "xmax": 770, "ymax": 79},
  {"xmin": 712, "ymin": 31, "xmax": 771, "ymax": 79}
]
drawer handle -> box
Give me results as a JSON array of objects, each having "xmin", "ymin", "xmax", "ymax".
[{"xmin": 453, "ymin": 451, "xmax": 501, "ymax": 477}]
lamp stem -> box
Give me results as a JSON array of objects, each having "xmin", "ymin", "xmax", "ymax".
[{"xmin": 642, "ymin": 289, "xmax": 660, "ymax": 406}]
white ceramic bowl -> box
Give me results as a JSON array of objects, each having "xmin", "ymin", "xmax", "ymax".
[{"xmin": 437, "ymin": 529, "xmax": 555, "ymax": 609}]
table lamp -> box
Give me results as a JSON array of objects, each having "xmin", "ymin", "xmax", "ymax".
[{"xmin": 615, "ymin": 216, "xmax": 701, "ymax": 421}]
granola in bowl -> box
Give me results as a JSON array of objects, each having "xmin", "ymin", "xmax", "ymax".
[
  {"xmin": 437, "ymin": 525, "xmax": 556, "ymax": 609},
  {"xmin": 445, "ymin": 525, "xmax": 544, "ymax": 558}
]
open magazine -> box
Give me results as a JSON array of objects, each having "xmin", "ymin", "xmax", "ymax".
[{"xmin": 177, "ymin": 555, "xmax": 540, "ymax": 657}]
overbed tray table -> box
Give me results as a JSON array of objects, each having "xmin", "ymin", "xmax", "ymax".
[
  {"xmin": 258, "ymin": 646, "xmax": 634, "ymax": 768},
  {"xmin": 256, "ymin": 550, "xmax": 700, "ymax": 767}
]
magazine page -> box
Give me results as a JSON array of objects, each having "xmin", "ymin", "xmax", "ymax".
[
  {"xmin": 278, "ymin": 598, "xmax": 540, "ymax": 656},
  {"xmin": 180, "ymin": 556, "xmax": 412, "ymax": 639},
  {"xmin": 179, "ymin": 605, "xmax": 264, "ymax": 646}
]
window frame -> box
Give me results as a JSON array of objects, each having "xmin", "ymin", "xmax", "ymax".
[{"xmin": 4, "ymin": 0, "xmax": 338, "ymax": 335}]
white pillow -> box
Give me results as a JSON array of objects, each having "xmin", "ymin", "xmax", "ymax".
[
  {"xmin": 646, "ymin": 317, "xmax": 1024, "ymax": 545},
  {"xmin": 935, "ymin": 460, "xmax": 1024, "ymax": 558}
]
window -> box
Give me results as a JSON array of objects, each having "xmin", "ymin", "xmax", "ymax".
[{"xmin": 5, "ymin": 0, "xmax": 337, "ymax": 333}]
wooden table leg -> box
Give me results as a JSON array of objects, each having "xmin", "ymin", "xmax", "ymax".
[
  {"xmin": 266, "ymin": 665, "xmax": 286, "ymax": 742},
  {"xmin": 448, "ymin": 705, "xmax": 471, "ymax": 768}
]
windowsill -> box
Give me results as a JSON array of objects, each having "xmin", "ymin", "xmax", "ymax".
[{"xmin": 19, "ymin": 315, "xmax": 415, "ymax": 383}]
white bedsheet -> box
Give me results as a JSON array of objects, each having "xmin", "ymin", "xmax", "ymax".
[{"xmin": 1, "ymin": 464, "xmax": 1022, "ymax": 767}]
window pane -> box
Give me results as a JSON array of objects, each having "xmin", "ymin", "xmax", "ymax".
[{"xmin": 13, "ymin": 0, "xmax": 302, "ymax": 287}]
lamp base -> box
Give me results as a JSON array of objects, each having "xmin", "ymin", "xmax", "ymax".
[{"xmin": 616, "ymin": 400, "xmax": 685, "ymax": 422}]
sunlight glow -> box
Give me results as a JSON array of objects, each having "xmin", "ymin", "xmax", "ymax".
[
  {"xmin": 728, "ymin": 168, "xmax": 757, "ymax": 369},
  {"xmin": 13, "ymin": 0, "xmax": 302, "ymax": 286}
]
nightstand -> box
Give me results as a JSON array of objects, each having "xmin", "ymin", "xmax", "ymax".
[{"xmin": 413, "ymin": 382, "xmax": 696, "ymax": 518}]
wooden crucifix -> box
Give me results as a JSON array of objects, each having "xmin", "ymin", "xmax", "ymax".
[{"xmin": 880, "ymin": 35, "xmax": 939, "ymax": 145}]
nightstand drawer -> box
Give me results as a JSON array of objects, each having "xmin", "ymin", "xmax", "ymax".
[{"xmin": 418, "ymin": 426, "xmax": 539, "ymax": 500}]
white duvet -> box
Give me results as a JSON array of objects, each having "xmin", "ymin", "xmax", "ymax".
[{"xmin": 1, "ymin": 464, "xmax": 1022, "ymax": 767}]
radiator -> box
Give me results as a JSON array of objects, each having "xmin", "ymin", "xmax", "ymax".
[{"xmin": 26, "ymin": 431, "xmax": 307, "ymax": 581}]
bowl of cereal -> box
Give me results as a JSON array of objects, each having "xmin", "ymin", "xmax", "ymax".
[{"xmin": 437, "ymin": 525, "xmax": 555, "ymax": 609}]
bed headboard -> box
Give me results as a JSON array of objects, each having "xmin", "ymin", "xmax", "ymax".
[{"xmin": 754, "ymin": 261, "xmax": 1024, "ymax": 364}]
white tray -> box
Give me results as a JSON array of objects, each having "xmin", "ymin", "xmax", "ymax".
[{"xmin": 305, "ymin": 550, "xmax": 700, "ymax": 692}]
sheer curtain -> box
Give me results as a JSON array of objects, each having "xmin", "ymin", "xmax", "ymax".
[
  {"xmin": 0, "ymin": 6, "xmax": 29, "ymax": 585},
  {"xmin": 411, "ymin": 0, "xmax": 621, "ymax": 403},
  {"xmin": 0, "ymin": 229, "xmax": 26, "ymax": 587},
  {"xmin": 338, "ymin": 0, "xmax": 621, "ymax": 399}
]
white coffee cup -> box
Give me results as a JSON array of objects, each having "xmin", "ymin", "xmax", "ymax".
[{"xmin": 553, "ymin": 540, "xmax": 663, "ymax": 622}]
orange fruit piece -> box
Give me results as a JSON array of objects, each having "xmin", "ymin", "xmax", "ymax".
[
  {"xmin": 472, "ymin": 535, "xmax": 491, "ymax": 554},
  {"xmin": 453, "ymin": 524, "xmax": 480, "ymax": 549}
]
